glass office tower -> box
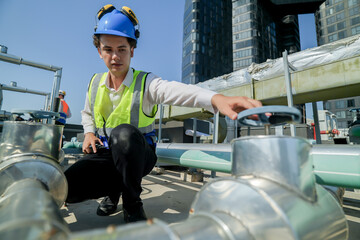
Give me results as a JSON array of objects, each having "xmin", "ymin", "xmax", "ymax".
[
  {"xmin": 182, "ymin": 0, "xmax": 301, "ymax": 84},
  {"xmin": 232, "ymin": 0, "xmax": 301, "ymax": 71},
  {"xmin": 182, "ymin": 0, "xmax": 233, "ymax": 84},
  {"xmin": 316, "ymin": 0, "xmax": 360, "ymax": 128}
]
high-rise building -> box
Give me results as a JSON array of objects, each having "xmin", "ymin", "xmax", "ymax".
[
  {"xmin": 315, "ymin": 0, "xmax": 360, "ymax": 45},
  {"xmin": 182, "ymin": 0, "xmax": 233, "ymax": 84},
  {"xmin": 316, "ymin": 0, "xmax": 360, "ymax": 128},
  {"xmin": 232, "ymin": 0, "xmax": 302, "ymax": 71},
  {"xmin": 181, "ymin": 0, "xmax": 324, "ymax": 84}
]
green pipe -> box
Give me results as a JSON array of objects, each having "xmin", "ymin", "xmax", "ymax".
[
  {"xmin": 157, "ymin": 143, "xmax": 360, "ymax": 189},
  {"xmin": 156, "ymin": 143, "xmax": 231, "ymax": 173},
  {"xmin": 62, "ymin": 141, "xmax": 83, "ymax": 149},
  {"xmin": 311, "ymin": 145, "xmax": 360, "ymax": 189}
]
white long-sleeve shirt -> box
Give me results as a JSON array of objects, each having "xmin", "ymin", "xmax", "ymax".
[{"xmin": 81, "ymin": 68, "xmax": 217, "ymax": 134}]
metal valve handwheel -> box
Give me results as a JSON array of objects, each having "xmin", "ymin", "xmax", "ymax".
[
  {"xmin": 237, "ymin": 105, "xmax": 301, "ymax": 127},
  {"xmin": 11, "ymin": 109, "xmax": 60, "ymax": 120}
]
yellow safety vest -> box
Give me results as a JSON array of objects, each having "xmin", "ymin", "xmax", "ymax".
[{"xmin": 88, "ymin": 69, "xmax": 157, "ymax": 136}]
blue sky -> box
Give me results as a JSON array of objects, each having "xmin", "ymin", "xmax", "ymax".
[{"xmin": 0, "ymin": 1, "xmax": 318, "ymax": 124}]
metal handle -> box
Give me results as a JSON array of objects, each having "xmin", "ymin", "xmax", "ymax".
[{"xmin": 237, "ymin": 106, "xmax": 301, "ymax": 127}]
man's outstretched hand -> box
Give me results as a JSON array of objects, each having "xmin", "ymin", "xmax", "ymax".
[{"xmin": 211, "ymin": 94, "xmax": 262, "ymax": 120}]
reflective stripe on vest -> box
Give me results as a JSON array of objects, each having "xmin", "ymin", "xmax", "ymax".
[{"xmin": 88, "ymin": 70, "xmax": 157, "ymax": 136}]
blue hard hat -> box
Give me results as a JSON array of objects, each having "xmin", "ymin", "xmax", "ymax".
[{"xmin": 95, "ymin": 8, "xmax": 137, "ymax": 40}]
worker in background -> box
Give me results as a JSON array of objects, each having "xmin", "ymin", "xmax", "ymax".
[
  {"xmin": 64, "ymin": 5, "xmax": 262, "ymax": 223},
  {"xmin": 58, "ymin": 90, "xmax": 72, "ymax": 119}
]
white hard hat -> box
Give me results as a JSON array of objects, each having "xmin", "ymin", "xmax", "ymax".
[{"xmin": 59, "ymin": 90, "xmax": 66, "ymax": 96}]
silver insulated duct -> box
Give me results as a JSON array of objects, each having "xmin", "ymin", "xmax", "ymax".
[
  {"xmin": 0, "ymin": 106, "xmax": 348, "ymax": 240},
  {"xmin": 72, "ymin": 106, "xmax": 348, "ymax": 239},
  {"xmin": 0, "ymin": 121, "xmax": 69, "ymax": 239},
  {"xmin": 190, "ymin": 136, "xmax": 348, "ymax": 239},
  {"xmin": 71, "ymin": 136, "xmax": 348, "ymax": 240}
]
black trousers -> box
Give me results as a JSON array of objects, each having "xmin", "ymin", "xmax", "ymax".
[{"xmin": 64, "ymin": 124, "xmax": 157, "ymax": 212}]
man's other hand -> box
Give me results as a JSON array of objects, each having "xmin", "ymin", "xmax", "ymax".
[{"xmin": 82, "ymin": 132, "xmax": 103, "ymax": 154}]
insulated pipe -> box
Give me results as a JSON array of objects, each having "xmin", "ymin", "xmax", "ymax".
[
  {"xmin": 232, "ymin": 136, "xmax": 315, "ymax": 200},
  {"xmin": 0, "ymin": 154, "xmax": 68, "ymax": 206},
  {"xmin": 0, "ymin": 179, "xmax": 70, "ymax": 239},
  {"xmin": 71, "ymin": 135, "xmax": 348, "ymax": 240},
  {"xmin": 191, "ymin": 178, "xmax": 347, "ymax": 240},
  {"xmin": 0, "ymin": 121, "xmax": 64, "ymax": 161},
  {"xmin": 157, "ymin": 143, "xmax": 360, "ymax": 189},
  {"xmin": 311, "ymin": 144, "xmax": 360, "ymax": 189},
  {"xmin": 0, "ymin": 121, "xmax": 69, "ymax": 239},
  {"xmin": 0, "ymin": 121, "xmax": 67, "ymax": 205},
  {"xmin": 156, "ymin": 143, "xmax": 231, "ymax": 173}
]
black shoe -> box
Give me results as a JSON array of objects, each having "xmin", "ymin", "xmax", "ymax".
[
  {"xmin": 123, "ymin": 206, "xmax": 147, "ymax": 223},
  {"xmin": 96, "ymin": 196, "xmax": 119, "ymax": 216}
]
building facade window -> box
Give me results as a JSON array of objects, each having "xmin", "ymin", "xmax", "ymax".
[
  {"xmin": 233, "ymin": 58, "xmax": 253, "ymax": 69},
  {"xmin": 233, "ymin": 21, "xmax": 252, "ymax": 33},
  {"xmin": 233, "ymin": 39, "xmax": 254, "ymax": 49},
  {"xmin": 233, "ymin": 0, "xmax": 251, "ymax": 8},
  {"xmin": 338, "ymin": 121, "xmax": 346, "ymax": 128},
  {"xmin": 335, "ymin": 100, "xmax": 345, "ymax": 109},
  {"xmin": 351, "ymin": 16, "xmax": 360, "ymax": 25},
  {"xmin": 328, "ymin": 33, "xmax": 338, "ymax": 42},
  {"xmin": 351, "ymin": 25, "xmax": 360, "ymax": 35},
  {"xmin": 338, "ymin": 30, "xmax": 347, "ymax": 38},
  {"xmin": 324, "ymin": 101, "xmax": 331, "ymax": 109},
  {"xmin": 233, "ymin": 30, "xmax": 252, "ymax": 41},
  {"xmin": 348, "ymin": 99, "xmax": 355, "ymax": 107},
  {"xmin": 327, "ymin": 16, "xmax": 336, "ymax": 25},
  {"xmin": 336, "ymin": 111, "xmax": 346, "ymax": 118},
  {"xmin": 327, "ymin": 24, "xmax": 336, "ymax": 33},
  {"xmin": 233, "ymin": 48, "xmax": 253, "ymax": 59},
  {"xmin": 336, "ymin": 12, "xmax": 345, "ymax": 21},
  {"xmin": 337, "ymin": 21, "xmax": 346, "ymax": 30},
  {"xmin": 349, "ymin": 0, "xmax": 360, "ymax": 7},
  {"xmin": 233, "ymin": 12, "xmax": 253, "ymax": 24},
  {"xmin": 349, "ymin": 6, "xmax": 360, "ymax": 16},
  {"xmin": 233, "ymin": 3, "xmax": 253, "ymax": 15},
  {"xmin": 326, "ymin": 7, "xmax": 334, "ymax": 15},
  {"xmin": 335, "ymin": 2, "xmax": 344, "ymax": 12}
]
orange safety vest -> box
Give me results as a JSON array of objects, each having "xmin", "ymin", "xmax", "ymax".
[{"xmin": 61, "ymin": 99, "xmax": 70, "ymax": 116}]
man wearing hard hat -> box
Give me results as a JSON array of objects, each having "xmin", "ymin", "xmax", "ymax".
[
  {"xmin": 58, "ymin": 90, "xmax": 71, "ymax": 119},
  {"xmin": 64, "ymin": 5, "xmax": 262, "ymax": 223}
]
